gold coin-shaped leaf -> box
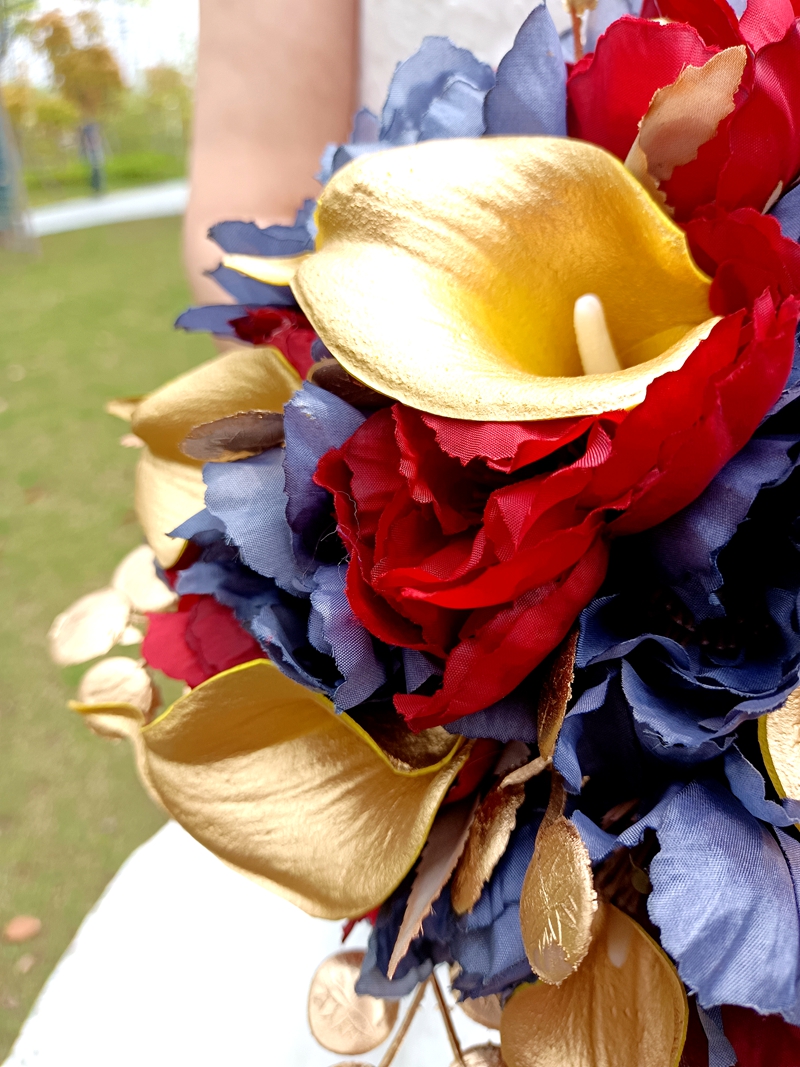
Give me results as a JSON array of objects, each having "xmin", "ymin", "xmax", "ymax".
[
  {"xmin": 112, "ymin": 544, "xmax": 177, "ymax": 614},
  {"xmin": 760, "ymin": 689, "xmax": 800, "ymax": 802},
  {"xmin": 502, "ymin": 904, "xmax": 688, "ymax": 1067},
  {"xmin": 293, "ymin": 137, "xmax": 715, "ymax": 422},
  {"xmin": 140, "ymin": 659, "xmax": 468, "ymax": 918},
  {"xmin": 454, "ymin": 1045, "xmax": 506, "ymax": 1067},
  {"xmin": 451, "ymin": 784, "xmax": 525, "ymax": 916},
  {"xmin": 134, "ymin": 449, "xmax": 207, "ymax": 568},
  {"xmin": 48, "ymin": 588, "xmax": 131, "ymax": 666},
  {"xmin": 308, "ymin": 950, "xmax": 398, "ymax": 1055},
  {"xmin": 77, "ymin": 656, "xmax": 155, "ymax": 714},
  {"xmin": 458, "ymin": 994, "xmax": 503, "ymax": 1030},
  {"xmin": 519, "ymin": 817, "xmax": 597, "ymax": 985},
  {"xmin": 537, "ymin": 631, "xmax": 577, "ymax": 762}
]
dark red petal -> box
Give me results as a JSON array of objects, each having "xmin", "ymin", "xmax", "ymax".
[
  {"xmin": 647, "ymin": 0, "xmax": 742, "ymax": 48},
  {"xmin": 443, "ymin": 739, "xmax": 503, "ymax": 803},
  {"xmin": 739, "ymin": 0, "xmax": 797, "ymax": 52},
  {"xmin": 230, "ymin": 307, "xmax": 317, "ymax": 378},
  {"xmin": 567, "ymin": 18, "xmax": 718, "ymax": 161},
  {"xmin": 721, "ymin": 1006, "xmax": 800, "ymax": 1066}
]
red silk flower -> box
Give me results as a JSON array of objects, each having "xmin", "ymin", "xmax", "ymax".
[
  {"xmin": 568, "ymin": 9, "xmax": 800, "ymax": 221},
  {"xmin": 230, "ymin": 307, "xmax": 317, "ymax": 379},
  {"xmin": 315, "ymin": 288, "xmax": 797, "ymax": 731},
  {"xmin": 142, "ymin": 594, "xmax": 262, "ymax": 689}
]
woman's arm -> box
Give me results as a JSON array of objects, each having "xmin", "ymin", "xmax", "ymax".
[{"xmin": 184, "ymin": 0, "xmax": 359, "ymax": 303}]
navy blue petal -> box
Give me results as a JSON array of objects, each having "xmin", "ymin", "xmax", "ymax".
[
  {"xmin": 724, "ymin": 745, "xmax": 800, "ymax": 828},
  {"xmin": 484, "ymin": 5, "xmax": 567, "ymax": 137},
  {"xmin": 206, "ymin": 265, "xmax": 296, "ymax": 306},
  {"xmin": 771, "ymin": 184, "xmax": 800, "ymax": 244},
  {"xmin": 175, "ymin": 304, "xmax": 248, "ymax": 337},
  {"xmin": 208, "ymin": 200, "xmax": 316, "ymax": 256},
  {"xmin": 419, "ymin": 75, "xmax": 488, "ymax": 140}
]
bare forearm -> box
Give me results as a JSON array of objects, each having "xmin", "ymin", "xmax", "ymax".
[{"xmin": 184, "ymin": 0, "xmax": 358, "ymax": 303}]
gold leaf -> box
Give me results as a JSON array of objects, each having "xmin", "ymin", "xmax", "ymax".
[
  {"xmin": 293, "ymin": 138, "xmax": 715, "ymax": 422},
  {"xmin": 760, "ymin": 688, "xmax": 800, "ymax": 802},
  {"xmin": 105, "ymin": 396, "xmax": 143, "ymax": 421},
  {"xmin": 307, "ymin": 950, "xmax": 398, "ymax": 1055},
  {"xmin": 625, "ymin": 47, "xmax": 747, "ymax": 201},
  {"xmin": 307, "ymin": 358, "xmax": 394, "ymax": 410},
  {"xmin": 451, "ymin": 785, "xmax": 525, "ymax": 916},
  {"xmin": 131, "ymin": 348, "xmax": 299, "ymax": 465},
  {"xmin": 134, "ymin": 449, "xmax": 207, "ymax": 568},
  {"xmin": 455, "ymin": 1046, "xmax": 507, "ymax": 1067},
  {"xmin": 519, "ymin": 816, "xmax": 597, "ymax": 985},
  {"xmin": 48, "ymin": 588, "xmax": 131, "ymax": 666},
  {"xmin": 111, "ymin": 544, "xmax": 178, "ymax": 613},
  {"xmin": 458, "ymin": 995, "xmax": 503, "ymax": 1031},
  {"xmin": 179, "ymin": 410, "xmax": 285, "ymax": 462},
  {"xmin": 221, "ymin": 252, "xmax": 312, "ymax": 287},
  {"xmin": 140, "ymin": 659, "xmax": 469, "ymax": 918},
  {"xmin": 76, "ymin": 656, "xmax": 155, "ymax": 715},
  {"xmin": 388, "ymin": 797, "xmax": 477, "ymax": 977},
  {"xmin": 537, "ymin": 630, "xmax": 578, "ymax": 761},
  {"xmin": 501, "ymin": 904, "xmax": 688, "ymax": 1067}
]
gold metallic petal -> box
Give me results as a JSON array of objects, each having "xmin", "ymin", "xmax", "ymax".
[
  {"xmin": 105, "ymin": 396, "xmax": 143, "ymax": 421},
  {"xmin": 135, "ymin": 448, "xmax": 207, "ymax": 568},
  {"xmin": 221, "ymin": 252, "xmax": 312, "ymax": 287},
  {"xmin": 537, "ymin": 630, "xmax": 578, "ymax": 762},
  {"xmin": 501, "ymin": 904, "xmax": 688, "ymax": 1067},
  {"xmin": 48, "ymin": 588, "xmax": 131, "ymax": 666},
  {"xmin": 76, "ymin": 656, "xmax": 155, "ymax": 714},
  {"xmin": 293, "ymin": 137, "xmax": 716, "ymax": 422},
  {"xmin": 308, "ymin": 950, "xmax": 399, "ymax": 1055},
  {"xmin": 131, "ymin": 348, "xmax": 300, "ymax": 465},
  {"xmin": 458, "ymin": 995, "xmax": 503, "ymax": 1031},
  {"xmin": 519, "ymin": 816, "xmax": 597, "ymax": 985},
  {"xmin": 388, "ymin": 797, "xmax": 477, "ymax": 977},
  {"xmin": 760, "ymin": 688, "xmax": 800, "ymax": 802},
  {"xmin": 451, "ymin": 784, "xmax": 525, "ymax": 916},
  {"xmin": 625, "ymin": 47, "xmax": 747, "ymax": 201},
  {"xmin": 112, "ymin": 544, "xmax": 178, "ymax": 613},
  {"xmin": 140, "ymin": 659, "xmax": 468, "ymax": 918}
]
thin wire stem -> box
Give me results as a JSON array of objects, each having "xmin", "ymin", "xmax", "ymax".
[
  {"xmin": 431, "ymin": 971, "xmax": 465, "ymax": 1067},
  {"xmin": 377, "ymin": 977, "xmax": 430, "ymax": 1067},
  {"xmin": 571, "ymin": 6, "xmax": 584, "ymax": 61}
]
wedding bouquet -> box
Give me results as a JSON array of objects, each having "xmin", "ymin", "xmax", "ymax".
[{"xmin": 50, "ymin": 1, "xmax": 800, "ymax": 1064}]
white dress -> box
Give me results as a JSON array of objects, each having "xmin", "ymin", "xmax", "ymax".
[{"xmin": 4, "ymin": 6, "xmax": 543, "ymax": 1066}]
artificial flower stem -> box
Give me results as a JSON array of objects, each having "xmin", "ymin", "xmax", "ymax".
[
  {"xmin": 431, "ymin": 971, "xmax": 466, "ymax": 1067},
  {"xmin": 377, "ymin": 977, "xmax": 430, "ymax": 1067},
  {"xmin": 573, "ymin": 294, "xmax": 623, "ymax": 376}
]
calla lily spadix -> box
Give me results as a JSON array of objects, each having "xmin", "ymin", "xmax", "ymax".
[{"xmin": 226, "ymin": 137, "xmax": 718, "ymax": 422}]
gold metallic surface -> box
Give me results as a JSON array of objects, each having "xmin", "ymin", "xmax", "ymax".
[
  {"xmin": 77, "ymin": 656, "xmax": 155, "ymax": 715},
  {"xmin": 48, "ymin": 588, "xmax": 131, "ymax": 666},
  {"xmin": 537, "ymin": 630, "xmax": 578, "ymax": 762},
  {"xmin": 451, "ymin": 785, "xmax": 525, "ymax": 916},
  {"xmin": 293, "ymin": 138, "xmax": 715, "ymax": 421},
  {"xmin": 519, "ymin": 816, "xmax": 597, "ymax": 985},
  {"xmin": 453, "ymin": 1045, "xmax": 506, "ymax": 1067},
  {"xmin": 131, "ymin": 348, "xmax": 299, "ymax": 465},
  {"xmin": 625, "ymin": 48, "xmax": 747, "ymax": 203},
  {"xmin": 458, "ymin": 995, "xmax": 503, "ymax": 1031},
  {"xmin": 111, "ymin": 544, "xmax": 178, "ymax": 613},
  {"xmin": 70, "ymin": 700, "xmax": 165, "ymax": 810},
  {"xmin": 308, "ymin": 950, "xmax": 399, "ymax": 1055},
  {"xmin": 388, "ymin": 798, "xmax": 477, "ymax": 977},
  {"xmin": 140, "ymin": 660, "xmax": 468, "ymax": 918},
  {"xmin": 760, "ymin": 689, "xmax": 800, "ymax": 802},
  {"xmin": 134, "ymin": 448, "xmax": 207, "ymax": 568},
  {"xmin": 222, "ymin": 252, "xmax": 311, "ymax": 287},
  {"xmin": 501, "ymin": 904, "xmax": 688, "ymax": 1067}
]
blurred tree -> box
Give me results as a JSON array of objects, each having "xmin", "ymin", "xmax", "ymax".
[
  {"xmin": 27, "ymin": 9, "xmax": 123, "ymax": 119},
  {"xmin": 0, "ymin": 0, "xmax": 36, "ymax": 66},
  {"xmin": 144, "ymin": 64, "xmax": 191, "ymax": 142}
]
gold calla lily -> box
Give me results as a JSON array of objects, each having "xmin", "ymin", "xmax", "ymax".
[
  {"xmin": 82, "ymin": 659, "xmax": 469, "ymax": 918},
  {"xmin": 129, "ymin": 348, "xmax": 300, "ymax": 566},
  {"xmin": 760, "ymin": 688, "xmax": 800, "ymax": 802},
  {"xmin": 283, "ymin": 137, "xmax": 716, "ymax": 422},
  {"xmin": 501, "ymin": 903, "xmax": 688, "ymax": 1067}
]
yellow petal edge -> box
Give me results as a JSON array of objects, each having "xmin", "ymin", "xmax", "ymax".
[
  {"xmin": 501, "ymin": 903, "xmax": 688, "ymax": 1067},
  {"xmin": 82, "ymin": 659, "xmax": 468, "ymax": 918},
  {"xmin": 292, "ymin": 137, "xmax": 717, "ymax": 422}
]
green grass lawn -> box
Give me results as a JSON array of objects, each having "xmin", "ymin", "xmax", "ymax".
[{"xmin": 0, "ymin": 217, "xmax": 214, "ymax": 1056}]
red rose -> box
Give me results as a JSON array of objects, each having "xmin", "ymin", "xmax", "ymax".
[
  {"xmin": 315, "ymin": 297, "xmax": 797, "ymax": 731},
  {"xmin": 230, "ymin": 307, "xmax": 316, "ymax": 378},
  {"xmin": 568, "ymin": 12, "xmax": 800, "ymax": 221},
  {"xmin": 142, "ymin": 594, "xmax": 262, "ymax": 689}
]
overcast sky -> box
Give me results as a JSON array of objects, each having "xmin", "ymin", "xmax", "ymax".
[{"xmin": 6, "ymin": 0, "xmax": 199, "ymax": 85}]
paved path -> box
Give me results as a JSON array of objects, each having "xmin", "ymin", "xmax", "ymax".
[{"xmin": 28, "ymin": 179, "xmax": 189, "ymax": 237}]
